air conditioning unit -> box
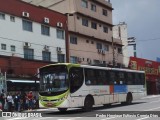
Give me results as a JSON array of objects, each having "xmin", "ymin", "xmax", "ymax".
[
  {"xmin": 77, "ymin": 57, "xmax": 82, "ymax": 62},
  {"xmin": 23, "ymin": 42, "xmax": 31, "ymax": 47},
  {"xmin": 22, "ymin": 12, "xmax": 29, "ymax": 18},
  {"xmin": 57, "ymin": 47, "xmax": 62, "ymax": 53},
  {"xmin": 57, "ymin": 22, "xmax": 63, "ymax": 28},
  {"xmin": 87, "ymin": 58, "xmax": 92, "ymax": 64},
  {"xmin": 44, "ymin": 45, "xmax": 49, "ymax": 50},
  {"xmin": 99, "ymin": 61, "xmax": 103, "ymax": 64},
  {"xmin": 44, "ymin": 17, "xmax": 49, "ymax": 24},
  {"xmin": 98, "ymin": 49, "xmax": 102, "ymax": 53}
]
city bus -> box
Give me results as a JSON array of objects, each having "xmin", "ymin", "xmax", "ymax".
[
  {"xmin": 7, "ymin": 80, "xmax": 39, "ymax": 92},
  {"xmin": 38, "ymin": 63, "xmax": 146, "ymax": 112},
  {"xmin": 0, "ymin": 78, "xmax": 39, "ymax": 94}
]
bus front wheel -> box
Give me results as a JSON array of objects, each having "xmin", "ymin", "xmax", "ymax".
[
  {"xmin": 83, "ymin": 96, "xmax": 94, "ymax": 111},
  {"xmin": 58, "ymin": 108, "xmax": 67, "ymax": 112}
]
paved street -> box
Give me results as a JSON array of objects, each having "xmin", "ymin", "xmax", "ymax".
[{"xmin": 2, "ymin": 95, "xmax": 160, "ymax": 120}]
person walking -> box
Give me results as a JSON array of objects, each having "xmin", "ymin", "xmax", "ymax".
[{"xmin": 0, "ymin": 89, "xmax": 6, "ymax": 111}]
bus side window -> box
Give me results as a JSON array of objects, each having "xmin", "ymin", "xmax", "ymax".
[
  {"xmin": 139, "ymin": 73, "xmax": 145, "ymax": 85},
  {"xmin": 109, "ymin": 71, "xmax": 115, "ymax": 85},
  {"xmin": 85, "ymin": 69, "xmax": 96, "ymax": 85},
  {"xmin": 118, "ymin": 72, "xmax": 125, "ymax": 85},
  {"xmin": 126, "ymin": 72, "xmax": 133, "ymax": 85},
  {"xmin": 69, "ymin": 67, "xmax": 84, "ymax": 93}
]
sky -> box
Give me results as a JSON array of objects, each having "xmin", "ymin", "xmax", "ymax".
[{"xmin": 111, "ymin": 0, "xmax": 160, "ymax": 61}]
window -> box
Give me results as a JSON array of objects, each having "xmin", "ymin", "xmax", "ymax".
[
  {"xmin": 41, "ymin": 25, "xmax": 50, "ymax": 36},
  {"xmin": 82, "ymin": 18, "xmax": 88, "ymax": 27},
  {"xmin": 42, "ymin": 51, "xmax": 51, "ymax": 61},
  {"xmin": 11, "ymin": 45, "xmax": 16, "ymax": 52},
  {"xmin": 70, "ymin": 67, "xmax": 84, "ymax": 93},
  {"xmin": 118, "ymin": 48, "xmax": 122, "ymax": 54},
  {"xmin": 91, "ymin": 4, "xmax": 96, "ymax": 12},
  {"xmin": 58, "ymin": 54, "xmax": 65, "ymax": 63},
  {"xmin": 96, "ymin": 70, "xmax": 108, "ymax": 85},
  {"xmin": 57, "ymin": 29, "xmax": 64, "ymax": 39},
  {"xmin": 91, "ymin": 41, "xmax": 94, "ymax": 44},
  {"xmin": 103, "ymin": 9, "xmax": 108, "ymax": 16},
  {"xmin": 103, "ymin": 26, "xmax": 108, "ymax": 33},
  {"xmin": 10, "ymin": 16, "xmax": 15, "ymax": 22},
  {"xmin": 81, "ymin": 0, "xmax": 88, "ymax": 8},
  {"xmin": 85, "ymin": 69, "xmax": 109, "ymax": 85},
  {"xmin": 0, "ymin": 13, "xmax": 5, "ymax": 20},
  {"xmin": 117, "ymin": 72, "xmax": 125, "ymax": 84},
  {"xmin": 70, "ymin": 56, "xmax": 77, "ymax": 63},
  {"xmin": 86, "ymin": 40, "xmax": 89, "ymax": 43},
  {"xmin": 126, "ymin": 72, "xmax": 134, "ymax": 85},
  {"xmin": 91, "ymin": 22, "xmax": 97, "ymax": 29},
  {"xmin": 96, "ymin": 43, "xmax": 102, "ymax": 49},
  {"xmin": 139, "ymin": 73, "xmax": 145, "ymax": 85},
  {"xmin": 70, "ymin": 36, "xmax": 77, "ymax": 44},
  {"xmin": 85, "ymin": 69, "xmax": 96, "ymax": 85},
  {"xmin": 104, "ymin": 45, "xmax": 109, "ymax": 51},
  {"xmin": 109, "ymin": 71, "xmax": 116, "ymax": 85},
  {"xmin": 24, "ymin": 48, "xmax": 34, "ymax": 60},
  {"xmin": 22, "ymin": 20, "xmax": 32, "ymax": 32},
  {"xmin": 1, "ymin": 44, "xmax": 6, "ymax": 50}
]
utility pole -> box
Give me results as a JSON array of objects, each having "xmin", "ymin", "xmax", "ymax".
[
  {"xmin": 128, "ymin": 37, "xmax": 136, "ymax": 57},
  {"xmin": 112, "ymin": 37, "xmax": 116, "ymax": 67}
]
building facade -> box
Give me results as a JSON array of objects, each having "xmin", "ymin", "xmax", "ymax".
[
  {"xmin": 0, "ymin": 0, "xmax": 67, "ymax": 63},
  {"xmin": 23, "ymin": 0, "xmax": 123, "ymax": 66},
  {"xmin": 129, "ymin": 57, "xmax": 160, "ymax": 95},
  {"xmin": 0, "ymin": 0, "xmax": 68, "ymax": 78},
  {"xmin": 113, "ymin": 22, "xmax": 129, "ymax": 67}
]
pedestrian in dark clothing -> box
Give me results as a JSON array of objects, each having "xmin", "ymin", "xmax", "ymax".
[
  {"xmin": 14, "ymin": 92, "xmax": 21, "ymax": 111},
  {"xmin": 0, "ymin": 89, "xmax": 6, "ymax": 111},
  {"xmin": 21, "ymin": 92, "xmax": 26, "ymax": 110}
]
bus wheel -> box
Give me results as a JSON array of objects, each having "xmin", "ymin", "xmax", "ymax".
[
  {"xmin": 103, "ymin": 104, "xmax": 111, "ymax": 107},
  {"xmin": 58, "ymin": 108, "xmax": 67, "ymax": 112},
  {"xmin": 83, "ymin": 96, "xmax": 94, "ymax": 111},
  {"xmin": 126, "ymin": 93, "xmax": 132, "ymax": 105}
]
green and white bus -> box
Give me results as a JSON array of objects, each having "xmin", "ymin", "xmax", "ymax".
[{"xmin": 38, "ymin": 63, "xmax": 146, "ymax": 112}]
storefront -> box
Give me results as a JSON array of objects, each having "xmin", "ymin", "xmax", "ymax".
[{"xmin": 129, "ymin": 57, "xmax": 160, "ymax": 95}]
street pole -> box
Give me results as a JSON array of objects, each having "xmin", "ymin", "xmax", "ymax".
[{"xmin": 112, "ymin": 37, "xmax": 116, "ymax": 67}]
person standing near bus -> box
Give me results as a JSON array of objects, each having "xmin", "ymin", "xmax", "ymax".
[
  {"xmin": 14, "ymin": 92, "xmax": 21, "ymax": 112},
  {"xmin": 7, "ymin": 93, "xmax": 13, "ymax": 112},
  {"xmin": 0, "ymin": 89, "xmax": 6, "ymax": 111},
  {"xmin": 27, "ymin": 91, "xmax": 33, "ymax": 110}
]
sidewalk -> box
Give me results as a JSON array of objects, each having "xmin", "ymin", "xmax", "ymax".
[{"xmin": 141, "ymin": 95, "xmax": 160, "ymax": 99}]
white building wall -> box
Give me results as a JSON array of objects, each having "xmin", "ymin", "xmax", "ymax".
[
  {"xmin": 113, "ymin": 22, "xmax": 129, "ymax": 67},
  {"xmin": 0, "ymin": 13, "xmax": 66, "ymax": 62}
]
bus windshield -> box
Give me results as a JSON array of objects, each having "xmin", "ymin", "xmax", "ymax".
[{"xmin": 39, "ymin": 65, "xmax": 68, "ymax": 92}]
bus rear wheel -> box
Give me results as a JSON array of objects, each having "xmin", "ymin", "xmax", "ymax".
[
  {"xmin": 83, "ymin": 96, "xmax": 94, "ymax": 111},
  {"xmin": 126, "ymin": 93, "xmax": 132, "ymax": 105},
  {"xmin": 58, "ymin": 108, "xmax": 67, "ymax": 112}
]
